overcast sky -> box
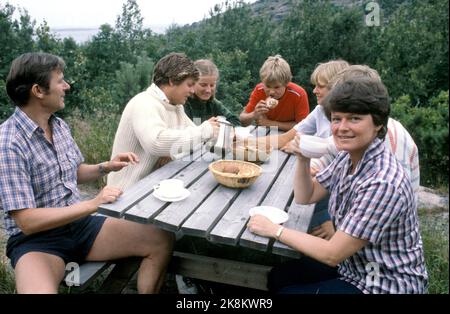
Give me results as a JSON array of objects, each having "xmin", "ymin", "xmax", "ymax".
[{"xmin": 8, "ymin": 0, "xmax": 257, "ymax": 29}]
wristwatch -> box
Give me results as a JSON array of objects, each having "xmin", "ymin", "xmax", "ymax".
[{"xmin": 98, "ymin": 162, "xmax": 109, "ymax": 176}]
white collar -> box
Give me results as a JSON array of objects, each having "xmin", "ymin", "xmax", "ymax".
[{"xmin": 149, "ymin": 83, "xmax": 170, "ymax": 104}]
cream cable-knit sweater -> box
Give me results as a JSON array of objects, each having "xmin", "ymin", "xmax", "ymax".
[{"xmin": 107, "ymin": 84, "xmax": 214, "ymax": 190}]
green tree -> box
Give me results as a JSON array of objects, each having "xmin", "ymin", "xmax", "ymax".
[
  {"xmin": 375, "ymin": 0, "xmax": 449, "ymax": 104},
  {"xmin": 0, "ymin": 3, "xmax": 35, "ymax": 121},
  {"xmin": 212, "ymin": 49, "xmax": 252, "ymax": 114},
  {"xmin": 113, "ymin": 53, "xmax": 154, "ymax": 110},
  {"xmin": 391, "ymin": 91, "xmax": 449, "ymax": 187},
  {"xmin": 35, "ymin": 20, "xmax": 61, "ymax": 54}
]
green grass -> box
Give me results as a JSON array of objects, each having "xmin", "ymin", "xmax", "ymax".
[
  {"xmin": 0, "ymin": 242, "xmax": 16, "ymax": 294},
  {"xmin": 418, "ymin": 210, "xmax": 449, "ymax": 294}
]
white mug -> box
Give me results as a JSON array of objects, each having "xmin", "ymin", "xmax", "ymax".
[
  {"xmin": 154, "ymin": 179, "xmax": 184, "ymax": 198},
  {"xmin": 299, "ymin": 135, "xmax": 335, "ymax": 158}
]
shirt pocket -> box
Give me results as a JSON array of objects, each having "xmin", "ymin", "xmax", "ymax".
[
  {"xmin": 30, "ymin": 154, "xmax": 60, "ymax": 196},
  {"xmin": 60, "ymin": 149, "xmax": 80, "ymax": 183}
]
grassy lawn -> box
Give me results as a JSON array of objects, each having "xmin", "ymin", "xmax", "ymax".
[
  {"xmin": 418, "ymin": 209, "xmax": 449, "ymax": 294},
  {"xmin": 1, "ymin": 211, "xmax": 448, "ymax": 294}
]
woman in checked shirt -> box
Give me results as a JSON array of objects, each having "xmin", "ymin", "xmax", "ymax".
[{"xmin": 247, "ymin": 78, "xmax": 428, "ymax": 294}]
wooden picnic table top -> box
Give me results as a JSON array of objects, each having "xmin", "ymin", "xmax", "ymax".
[{"xmin": 98, "ymin": 127, "xmax": 314, "ymax": 260}]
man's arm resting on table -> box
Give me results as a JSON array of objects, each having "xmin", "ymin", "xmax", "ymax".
[
  {"xmin": 10, "ymin": 201, "xmax": 99, "ymax": 236},
  {"xmin": 10, "ymin": 186, "xmax": 121, "ymax": 235}
]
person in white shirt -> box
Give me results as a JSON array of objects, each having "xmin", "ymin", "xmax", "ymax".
[
  {"xmin": 108, "ymin": 53, "xmax": 219, "ymax": 190},
  {"xmin": 280, "ymin": 60, "xmax": 350, "ymax": 239}
]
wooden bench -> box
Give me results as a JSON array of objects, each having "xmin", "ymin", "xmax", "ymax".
[
  {"xmin": 63, "ymin": 257, "xmax": 141, "ymax": 293},
  {"xmin": 63, "ymin": 251, "xmax": 275, "ymax": 293}
]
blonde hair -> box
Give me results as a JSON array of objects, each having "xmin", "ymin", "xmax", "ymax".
[
  {"xmin": 259, "ymin": 55, "xmax": 292, "ymax": 86},
  {"xmin": 194, "ymin": 59, "xmax": 219, "ymax": 78},
  {"xmin": 310, "ymin": 60, "xmax": 350, "ymax": 87},
  {"xmin": 329, "ymin": 64, "xmax": 381, "ymax": 89}
]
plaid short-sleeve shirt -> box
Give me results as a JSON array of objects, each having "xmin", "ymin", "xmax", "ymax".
[
  {"xmin": 316, "ymin": 138, "xmax": 428, "ymax": 294},
  {"xmin": 0, "ymin": 108, "xmax": 84, "ymax": 236}
]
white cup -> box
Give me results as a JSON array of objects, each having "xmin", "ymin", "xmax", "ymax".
[
  {"xmin": 299, "ymin": 135, "xmax": 335, "ymax": 158},
  {"xmin": 154, "ymin": 179, "xmax": 184, "ymax": 198}
]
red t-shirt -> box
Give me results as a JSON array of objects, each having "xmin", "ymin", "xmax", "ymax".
[{"xmin": 244, "ymin": 82, "xmax": 310, "ymax": 122}]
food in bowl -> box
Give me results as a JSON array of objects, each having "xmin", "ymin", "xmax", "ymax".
[
  {"xmin": 209, "ymin": 160, "xmax": 262, "ymax": 188},
  {"xmin": 221, "ymin": 164, "xmax": 240, "ymax": 174}
]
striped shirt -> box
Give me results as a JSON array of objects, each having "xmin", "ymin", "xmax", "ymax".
[
  {"xmin": 316, "ymin": 138, "xmax": 428, "ymax": 294},
  {"xmin": 0, "ymin": 108, "xmax": 84, "ymax": 236}
]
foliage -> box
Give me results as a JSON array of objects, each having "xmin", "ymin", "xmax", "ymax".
[
  {"xmin": 65, "ymin": 109, "xmax": 120, "ymax": 188},
  {"xmin": 375, "ymin": 0, "xmax": 449, "ymax": 105},
  {"xmin": 391, "ymin": 91, "xmax": 449, "ymax": 188},
  {"xmin": 113, "ymin": 53, "xmax": 154, "ymax": 111},
  {"xmin": 0, "ymin": 0, "xmax": 448, "ymax": 188},
  {"xmin": 212, "ymin": 49, "xmax": 252, "ymax": 114}
]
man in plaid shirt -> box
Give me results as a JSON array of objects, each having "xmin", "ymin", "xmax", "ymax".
[{"xmin": 0, "ymin": 53, "xmax": 174, "ymax": 293}]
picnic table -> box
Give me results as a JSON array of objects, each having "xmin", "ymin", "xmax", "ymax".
[{"xmin": 97, "ymin": 127, "xmax": 315, "ymax": 291}]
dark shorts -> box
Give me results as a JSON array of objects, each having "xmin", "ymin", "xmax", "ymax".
[
  {"xmin": 6, "ymin": 215, "xmax": 107, "ymax": 269},
  {"xmin": 268, "ymin": 256, "xmax": 363, "ymax": 294}
]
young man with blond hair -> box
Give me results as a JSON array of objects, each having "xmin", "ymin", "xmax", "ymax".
[{"xmin": 239, "ymin": 55, "xmax": 310, "ymax": 131}]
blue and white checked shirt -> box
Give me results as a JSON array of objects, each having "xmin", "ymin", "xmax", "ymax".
[
  {"xmin": 0, "ymin": 108, "xmax": 84, "ymax": 236},
  {"xmin": 316, "ymin": 138, "xmax": 428, "ymax": 294}
]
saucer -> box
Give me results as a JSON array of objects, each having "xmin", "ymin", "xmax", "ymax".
[
  {"xmin": 153, "ymin": 188, "xmax": 190, "ymax": 202},
  {"xmin": 249, "ymin": 206, "xmax": 289, "ymax": 224}
]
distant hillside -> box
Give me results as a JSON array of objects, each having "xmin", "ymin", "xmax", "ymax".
[{"xmin": 249, "ymin": 0, "xmax": 409, "ymax": 22}]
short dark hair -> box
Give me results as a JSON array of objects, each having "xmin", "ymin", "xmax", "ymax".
[
  {"xmin": 152, "ymin": 52, "xmax": 199, "ymax": 87},
  {"xmin": 6, "ymin": 52, "xmax": 65, "ymax": 107},
  {"xmin": 322, "ymin": 78, "xmax": 390, "ymax": 139}
]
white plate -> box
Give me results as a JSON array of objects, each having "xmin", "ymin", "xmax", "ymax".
[
  {"xmin": 249, "ymin": 206, "xmax": 289, "ymax": 224},
  {"xmin": 153, "ymin": 188, "xmax": 190, "ymax": 202}
]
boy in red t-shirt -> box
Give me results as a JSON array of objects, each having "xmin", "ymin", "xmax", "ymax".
[{"xmin": 239, "ymin": 55, "xmax": 310, "ymax": 131}]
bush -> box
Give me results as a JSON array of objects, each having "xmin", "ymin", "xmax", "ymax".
[
  {"xmin": 0, "ymin": 79, "xmax": 15, "ymax": 123},
  {"xmin": 113, "ymin": 53, "xmax": 154, "ymax": 112},
  {"xmin": 65, "ymin": 109, "xmax": 120, "ymax": 188},
  {"xmin": 391, "ymin": 91, "xmax": 449, "ymax": 188}
]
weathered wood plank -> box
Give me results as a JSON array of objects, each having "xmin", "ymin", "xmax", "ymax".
[
  {"xmin": 181, "ymin": 181, "xmax": 241, "ymax": 238},
  {"xmin": 64, "ymin": 261, "xmax": 110, "ymax": 289},
  {"xmin": 97, "ymin": 159, "xmax": 193, "ymax": 218},
  {"xmin": 169, "ymin": 251, "xmax": 272, "ymax": 291},
  {"xmin": 208, "ymin": 149, "xmax": 289, "ymax": 245},
  {"xmin": 152, "ymin": 160, "xmax": 219, "ymax": 231},
  {"xmin": 123, "ymin": 156, "xmax": 213, "ymax": 224},
  {"xmin": 239, "ymin": 154, "xmax": 296, "ymax": 251},
  {"xmin": 271, "ymin": 202, "xmax": 315, "ymax": 258}
]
